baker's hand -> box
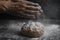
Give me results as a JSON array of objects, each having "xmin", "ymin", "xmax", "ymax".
[{"xmin": 0, "ymin": 0, "xmax": 43, "ymax": 19}]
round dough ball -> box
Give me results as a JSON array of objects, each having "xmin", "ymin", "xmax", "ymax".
[{"xmin": 20, "ymin": 21, "xmax": 44, "ymax": 38}]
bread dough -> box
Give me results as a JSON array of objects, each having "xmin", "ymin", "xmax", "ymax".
[{"xmin": 21, "ymin": 21, "xmax": 44, "ymax": 38}]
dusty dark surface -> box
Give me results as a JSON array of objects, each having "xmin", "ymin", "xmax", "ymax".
[{"xmin": 0, "ymin": 20, "xmax": 60, "ymax": 40}]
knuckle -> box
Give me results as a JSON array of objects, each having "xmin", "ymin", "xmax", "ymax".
[
  {"xmin": 36, "ymin": 11, "xmax": 39, "ymax": 13},
  {"xmin": 37, "ymin": 7, "xmax": 40, "ymax": 10},
  {"xmin": 23, "ymin": 5, "xmax": 26, "ymax": 8},
  {"xmin": 24, "ymin": 5, "xmax": 28, "ymax": 8},
  {"xmin": 34, "ymin": 11, "xmax": 39, "ymax": 14},
  {"xmin": 36, "ymin": 3, "xmax": 39, "ymax": 6},
  {"xmin": 40, "ymin": 9, "xmax": 43, "ymax": 13},
  {"xmin": 35, "ymin": 7, "xmax": 41, "ymax": 11},
  {"xmin": 39, "ymin": 6, "xmax": 41, "ymax": 9}
]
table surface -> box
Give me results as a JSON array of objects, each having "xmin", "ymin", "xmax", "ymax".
[{"xmin": 0, "ymin": 20, "xmax": 60, "ymax": 40}]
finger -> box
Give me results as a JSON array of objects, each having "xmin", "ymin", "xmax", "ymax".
[
  {"xmin": 24, "ymin": 1, "xmax": 39, "ymax": 7},
  {"xmin": 17, "ymin": 11, "xmax": 36, "ymax": 19},
  {"xmin": 11, "ymin": 0, "xmax": 26, "ymax": 8},
  {"xmin": 25, "ymin": 5, "xmax": 40, "ymax": 11},
  {"xmin": 39, "ymin": 9, "xmax": 43, "ymax": 13},
  {"xmin": 19, "ymin": 7, "xmax": 41, "ymax": 18},
  {"xmin": 25, "ymin": 5, "xmax": 43, "ymax": 16},
  {"xmin": 13, "ymin": 1, "xmax": 42, "ymax": 11},
  {"xmin": 21, "ymin": 9, "xmax": 39, "ymax": 15},
  {"xmin": 21, "ymin": 9, "xmax": 41, "ymax": 19},
  {"xmin": 39, "ymin": 6, "xmax": 43, "ymax": 13}
]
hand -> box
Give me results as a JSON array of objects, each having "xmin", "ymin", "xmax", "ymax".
[{"xmin": 0, "ymin": 0, "xmax": 43, "ymax": 19}]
